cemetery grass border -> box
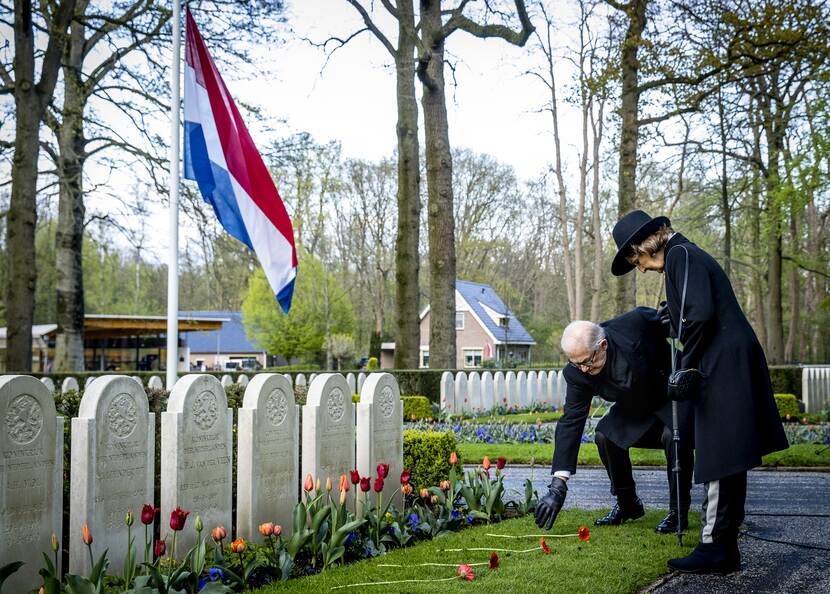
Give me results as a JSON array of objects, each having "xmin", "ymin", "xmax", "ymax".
[
  {"xmin": 457, "ymin": 443, "xmax": 830, "ymax": 468},
  {"xmin": 256, "ymin": 509, "xmax": 701, "ymax": 594}
]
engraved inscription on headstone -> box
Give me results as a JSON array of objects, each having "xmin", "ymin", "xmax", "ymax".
[{"xmin": 440, "ymin": 372, "xmax": 455, "ymax": 414}]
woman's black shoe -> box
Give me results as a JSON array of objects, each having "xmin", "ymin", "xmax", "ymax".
[
  {"xmin": 655, "ymin": 510, "xmax": 689, "ymax": 533},
  {"xmin": 594, "ymin": 497, "xmax": 645, "ymax": 526},
  {"xmin": 668, "ymin": 542, "xmax": 741, "ymax": 574}
]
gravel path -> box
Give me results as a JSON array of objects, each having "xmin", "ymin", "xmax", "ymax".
[{"xmin": 468, "ymin": 466, "xmax": 830, "ymax": 593}]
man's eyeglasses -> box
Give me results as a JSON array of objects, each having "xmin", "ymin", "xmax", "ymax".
[{"xmin": 570, "ymin": 347, "xmax": 601, "ymax": 371}]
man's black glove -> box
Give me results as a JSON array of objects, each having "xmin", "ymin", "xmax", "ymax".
[
  {"xmin": 534, "ymin": 477, "xmax": 568, "ymax": 530},
  {"xmin": 657, "ymin": 301, "xmax": 675, "ymax": 337}
]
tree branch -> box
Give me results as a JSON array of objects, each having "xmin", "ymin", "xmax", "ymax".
[{"xmin": 440, "ymin": 0, "xmax": 534, "ymax": 46}]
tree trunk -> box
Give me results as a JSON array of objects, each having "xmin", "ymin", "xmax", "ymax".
[
  {"xmin": 7, "ymin": 0, "xmax": 75, "ymax": 371},
  {"xmin": 716, "ymin": 83, "xmax": 732, "ymax": 278},
  {"xmin": 590, "ymin": 94, "xmax": 605, "ymax": 322},
  {"xmin": 419, "ymin": 0, "xmax": 456, "ymax": 369},
  {"xmin": 749, "ymin": 111, "xmax": 767, "ymax": 351},
  {"xmin": 54, "ymin": 10, "xmax": 87, "ymax": 372},
  {"xmin": 784, "ymin": 206, "xmax": 800, "ymax": 362},
  {"xmin": 393, "ymin": 0, "xmax": 421, "ymax": 369},
  {"xmin": 765, "ymin": 125, "xmax": 785, "ymax": 363},
  {"xmin": 614, "ymin": 0, "xmax": 647, "ymax": 313}
]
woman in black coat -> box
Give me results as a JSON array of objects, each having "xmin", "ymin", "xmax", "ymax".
[{"xmin": 611, "ymin": 210, "xmax": 788, "ymax": 574}]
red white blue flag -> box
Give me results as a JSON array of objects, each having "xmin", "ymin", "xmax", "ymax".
[{"xmin": 183, "ymin": 8, "xmax": 297, "ymax": 312}]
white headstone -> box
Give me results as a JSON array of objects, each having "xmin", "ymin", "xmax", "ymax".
[
  {"xmin": 237, "ymin": 374, "xmax": 249, "ymax": 387},
  {"xmin": 505, "ymin": 371, "xmax": 519, "ymax": 411},
  {"xmin": 148, "ymin": 376, "xmax": 163, "ymax": 390},
  {"xmin": 85, "ymin": 376, "xmax": 96, "ymax": 389},
  {"xmin": 547, "ymin": 370, "xmax": 559, "ymax": 407},
  {"xmin": 527, "ymin": 371, "xmax": 538, "ymax": 407},
  {"xmin": 517, "ymin": 371, "xmax": 528, "ymax": 409},
  {"xmin": 69, "ymin": 376, "xmax": 154, "ymax": 574},
  {"xmin": 40, "ymin": 376, "xmax": 55, "ymax": 394},
  {"xmin": 62, "ymin": 376, "xmax": 80, "ymax": 393},
  {"xmin": 439, "ymin": 371, "xmax": 455, "ymax": 414},
  {"xmin": 237, "ymin": 374, "xmax": 298, "ymax": 540},
  {"xmin": 0, "ymin": 376, "xmax": 64, "ymax": 591},
  {"xmin": 220, "ymin": 374, "xmax": 234, "ymax": 388},
  {"xmin": 161, "ymin": 374, "xmax": 232, "ymax": 552},
  {"xmin": 481, "ymin": 372, "xmax": 495, "ymax": 412},
  {"xmin": 556, "ymin": 370, "xmax": 567, "ymax": 408},
  {"xmin": 295, "ymin": 373, "xmax": 307, "ymax": 388},
  {"xmin": 283, "ymin": 373, "xmax": 292, "ymax": 383},
  {"xmin": 309, "ymin": 373, "xmax": 318, "ymax": 383},
  {"xmin": 302, "ymin": 374, "xmax": 355, "ymax": 496},
  {"xmin": 454, "ymin": 372, "xmax": 469, "ymax": 414},
  {"xmin": 131, "ymin": 376, "xmax": 144, "ymax": 388},
  {"xmin": 493, "ymin": 372, "xmax": 507, "ymax": 409},
  {"xmin": 346, "ymin": 373, "xmax": 357, "ymax": 394},
  {"xmin": 357, "ymin": 373, "xmax": 403, "ymax": 513},
  {"xmin": 357, "ymin": 372, "xmax": 367, "ymax": 393},
  {"xmin": 537, "ymin": 371, "xmax": 549, "ymax": 407},
  {"xmin": 468, "ymin": 372, "xmax": 482, "ymax": 413}
]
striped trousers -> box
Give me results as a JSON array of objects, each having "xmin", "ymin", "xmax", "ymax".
[{"xmin": 699, "ymin": 471, "xmax": 747, "ymax": 544}]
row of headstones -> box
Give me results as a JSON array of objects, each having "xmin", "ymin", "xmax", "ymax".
[
  {"xmin": 439, "ymin": 370, "xmax": 565, "ymax": 415},
  {"xmin": 802, "ymin": 366, "xmax": 830, "ymax": 413},
  {"xmin": 0, "ymin": 372, "xmax": 403, "ymax": 591},
  {"xmin": 39, "ymin": 373, "xmax": 250, "ymax": 395}
]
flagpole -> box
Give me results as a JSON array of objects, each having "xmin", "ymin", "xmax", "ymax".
[{"xmin": 166, "ymin": 0, "xmax": 181, "ymax": 390}]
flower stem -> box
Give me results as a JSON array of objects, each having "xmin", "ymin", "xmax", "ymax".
[
  {"xmin": 330, "ymin": 575, "xmax": 458, "ymax": 590},
  {"xmin": 378, "ymin": 562, "xmax": 490, "ymax": 567},
  {"xmin": 86, "ymin": 543, "xmax": 94, "ymax": 574},
  {"xmin": 143, "ymin": 524, "xmax": 149, "ymax": 572},
  {"xmin": 440, "ymin": 546, "xmax": 539, "ymax": 553},
  {"xmin": 169, "ymin": 531, "xmax": 178, "ymax": 578},
  {"xmin": 485, "ymin": 533, "xmax": 577, "ymax": 538}
]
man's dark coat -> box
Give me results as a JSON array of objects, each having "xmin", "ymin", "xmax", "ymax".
[
  {"xmin": 552, "ymin": 307, "xmax": 692, "ymax": 475},
  {"xmin": 663, "ymin": 233, "xmax": 788, "ymax": 484}
]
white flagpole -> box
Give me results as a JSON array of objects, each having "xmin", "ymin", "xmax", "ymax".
[{"xmin": 166, "ymin": 0, "xmax": 181, "ymax": 389}]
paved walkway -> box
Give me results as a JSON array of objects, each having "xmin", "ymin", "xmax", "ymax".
[{"xmin": 479, "ymin": 466, "xmax": 830, "ymax": 593}]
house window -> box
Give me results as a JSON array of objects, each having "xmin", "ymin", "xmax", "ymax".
[
  {"xmin": 455, "ymin": 311, "xmax": 465, "ymax": 330},
  {"xmin": 499, "ymin": 316, "xmax": 509, "ymax": 328},
  {"xmin": 463, "ymin": 348, "xmax": 483, "ymax": 368},
  {"xmin": 420, "ymin": 349, "xmax": 430, "ymax": 368}
]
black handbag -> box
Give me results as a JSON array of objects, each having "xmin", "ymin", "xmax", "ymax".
[{"xmin": 666, "ymin": 245, "xmax": 703, "ymax": 401}]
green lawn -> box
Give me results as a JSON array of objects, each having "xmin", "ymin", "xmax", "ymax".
[
  {"xmin": 257, "ymin": 510, "xmax": 700, "ymax": 594},
  {"xmin": 458, "ymin": 443, "xmax": 830, "ymax": 467}
]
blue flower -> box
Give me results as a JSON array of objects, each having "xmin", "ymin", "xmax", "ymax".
[
  {"xmin": 580, "ymin": 434, "xmax": 589, "ymax": 444},
  {"xmin": 453, "ymin": 424, "xmax": 462, "ymax": 432},
  {"xmin": 466, "ymin": 514, "xmax": 475, "ymax": 523},
  {"xmin": 345, "ymin": 531, "xmax": 358, "ymax": 546},
  {"xmin": 208, "ymin": 567, "xmax": 224, "ymax": 581},
  {"xmin": 488, "ymin": 437, "xmax": 495, "ymax": 443},
  {"xmin": 451, "ymin": 509, "xmax": 461, "ymax": 520},
  {"xmin": 407, "ymin": 513, "xmax": 419, "ymax": 528}
]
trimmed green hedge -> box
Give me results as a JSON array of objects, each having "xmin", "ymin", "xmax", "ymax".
[
  {"xmin": 403, "ymin": 430, "xmax": 459, "ymax": 489},
  {"xmin": 769, "ymin": 366, "xmax": 801, "ymax": 399},
  {"xmin": 774, "ymin": 393, "xmax": 800, "ymax": 418},
  {"xmin": 402, "ymin": 396, "xmax": 432, "ymax": 421}
]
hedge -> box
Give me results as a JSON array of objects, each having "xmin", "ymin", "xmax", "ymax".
[
  {"xmin": 403, "ymin": 430, "xmax": 459, "ymax": 490},
  {"xmin": 402, "ymin": 396, "xmax": 432, "ymax": 421},
  {"xmin": 774, "ymin": 393, "xmax": 800, "ymax": 418}
]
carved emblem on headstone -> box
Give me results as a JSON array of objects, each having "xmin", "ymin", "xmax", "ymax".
[
  {"xmin": 192, "ymin": 391, "xmax": 218, "ymax": 430},
  {"xmin": 266, "ymin": 388, "xmax": 288, "ymax": 427},
  {"xmin": 379, "ymin": 386, "xmax": 395, "ymax": 418},
  {"xmin": 4, "ymin": 394, "xmax": 43, "ymax": 445},
  {"xmin": 107, "ymin": 393, "xmax": 138, "ymax": 438},
  {"xmin": 327, "ymin": 387, "xmax": 345, "ymax": 422}
]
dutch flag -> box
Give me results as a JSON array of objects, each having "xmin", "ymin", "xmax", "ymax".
[{"xmin": 183, "ymin": 8, "xmax": 297, "ymax": 313}]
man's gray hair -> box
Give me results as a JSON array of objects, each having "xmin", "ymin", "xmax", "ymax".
[{"xmin": 560, "ymin": 321, "xmax": 606, "ymax": 356}]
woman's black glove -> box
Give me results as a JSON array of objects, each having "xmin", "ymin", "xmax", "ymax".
[
  {"xmin": 667, "ymin": 368, "xmax": 703, "ymax": 401},
  {"xmin": 534, "ymin": 477, "xmax": 568, "ymax": 530}
]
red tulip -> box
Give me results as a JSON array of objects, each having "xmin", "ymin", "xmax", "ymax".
[
  {"xmin": 154, "ymin": 539, "xmax": 166, "ymax": 558},
  {"xmin": 360, "ymin": 477, "xmax": 371, "ymax": 492},
  {"xmin": 82, "ymin": 523, "xmax": 93, "ymax": 546},
  {"xmin": 373, "ymin": 477, "xmax": 385, "ymax": 493},
  {"xmin": 212, "ymin": 526, "xmax": 226, "ymax": 543},
  {"xmin": 540, "ymin": 537, "xmax": 551, "ymax": 555},
  {"xmin": 304, "ymin": 473, "xmax": 314, "ymax": 492},
  {"xmin": 578, "ymin": 526, "xmax": 590, "ymax": 542},
  {"xmin": 496, "ymin": 456, "xmax": 506, "ymax": 470},
  {"xmin": 376, "ymin": 463, "xmax": 390, "ymax": 479},
  {"xmin": 489, "ymin": 551, "xmax": 500, "ymax": 569},
  {"xmin": 349, "ymin": 469, "xmax": 360, "ymax": 485},
  {"xmin": 457, "ymin": 563, "xmax": 475, "ymax": 581},
  {"xmin": 140, "ymin": 504, "xmax": 159, "ymax": 525},
  {"xmin": 169, "ymin": 507, "xmax": 189, "ymax": 532},
  {"xmin": 400, "ymin": 469, "xmax": 411, "ymax": 485},
  {"xmin": 450, "ymin": 451, "xmax": 458, "ymax": 465}
]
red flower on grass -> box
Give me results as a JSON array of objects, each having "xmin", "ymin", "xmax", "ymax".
[
  {"xmin": 578, "ymin": 526, "xmax": 590, "ymax": 541},
  {"xmin": 169, "ymin": 507, "xmax": 189, "ymax": 531},
  {"xmin": 140, "ymin": 504, "xmax": 159, "ymax": 525},
  {"xmin": 360, "ymin": 477, "xmax": 371, "ymax": 492},
  {"xmin": 489, "ymin": 551, "xmax": 500, "ymax": 569},
  {"xmin": 377, "ymin": 463, "xmax": 390, "ymax": 479},
  {"xmin": 540, "ymin": 537, "xmax": 551, "ymax": 555},
  {"xmin": 457, "ymin": 563, "xmax": 475, "ymax": 581}
]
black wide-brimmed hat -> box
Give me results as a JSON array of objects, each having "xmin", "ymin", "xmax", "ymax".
[{"xmin": 611, "ymin": 210, "xmax": 671, "ymax": 276}]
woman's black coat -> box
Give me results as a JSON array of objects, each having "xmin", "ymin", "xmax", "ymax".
[{"xmin": 663, "ymin": 233, "xmax": 788, "ymax": 483}]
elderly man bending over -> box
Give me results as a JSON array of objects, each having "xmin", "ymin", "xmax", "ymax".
[{"xmin": 534, "ymin": 307, "xmax": 694, "ymax": 533}]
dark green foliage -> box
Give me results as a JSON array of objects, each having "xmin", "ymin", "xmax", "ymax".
[
  {"xmin": 401, "ymin": 396, "xmax": 432, "ymax": 421},
  {"xmin": 768, "ymin": 366, "xmax": 801, "ymax": 398},
  {"xmin": 403, "ymin": 430, "xmax": 459, "ymax": 489},
  {"xmin": 774, "ymin": 393, "xmax": 800, "ymax": 418},
  {"xmin": 392, "ymin": 369, "xmax": 445, "ymax": 403},
  {"xmin": 368, "ymin": 331, "xmax": 381, "ymax": 362}
]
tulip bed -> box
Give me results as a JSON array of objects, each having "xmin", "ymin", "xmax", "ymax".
[{"xmin": 256, "ymin": 509, "xmax": 700, "ymax": 593}]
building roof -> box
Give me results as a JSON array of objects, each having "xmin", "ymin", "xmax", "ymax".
[
  {"xmin": 456, "ymin": 280, "xmax": 536, "ymax": 345},
  {"xmin": 180, "ymin": 311, "xmax": 263, "ymax": 354}
]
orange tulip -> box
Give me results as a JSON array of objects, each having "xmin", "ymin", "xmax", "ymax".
[
  {"xmin": 273, "ymin": 525, "xmax": 282, "ymax": 537},
  {"xmin": 304, "ymin": 473, "xmax": 314, "ymax": 492},
  {"xmin": 339, "ymin": 474, "xmax": 349, "ymax": 493},
  {"xmin": 230, "ymin": 537, "xmax": 247, "ymax": 553},
  {"xmin": 440, "ymin": 480, "xmax": 451, "ymax": 491},
  {"xmin": 450, "ymin": 451, "xmax": 458, "ymax": 465},
  {"xmin": 212, "ymin": 526, "xmax": 227, "ymax": 542},
  {"xmin": 82, "ymin": 522, "xmax": 93, "ymax": 546},
  {"xmin": 402, "ymin": 483, "xmax": 413, "ymax": 496},
  {"xmin": 482, "ymin": 456, "xmax": 491, "ymax": 471},
  {"xmin": 258, "ymin": 522, "xmax": 274, "ymax": 537},
  {"xmin": 420, "ymin": 488, "xmax": 430, "ymax": 499}
]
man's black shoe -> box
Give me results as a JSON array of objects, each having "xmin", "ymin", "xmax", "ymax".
[
  {"xmin": 668, "ymin": 542, "xmax": 741, "ymax": 574},
  {"xmin": 655, "ymin": 510, "xmax": 689, "ymax": 534},
  {"xmin": 594, "ymin": 497, "xmax": 645, "ymax": 526}
]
